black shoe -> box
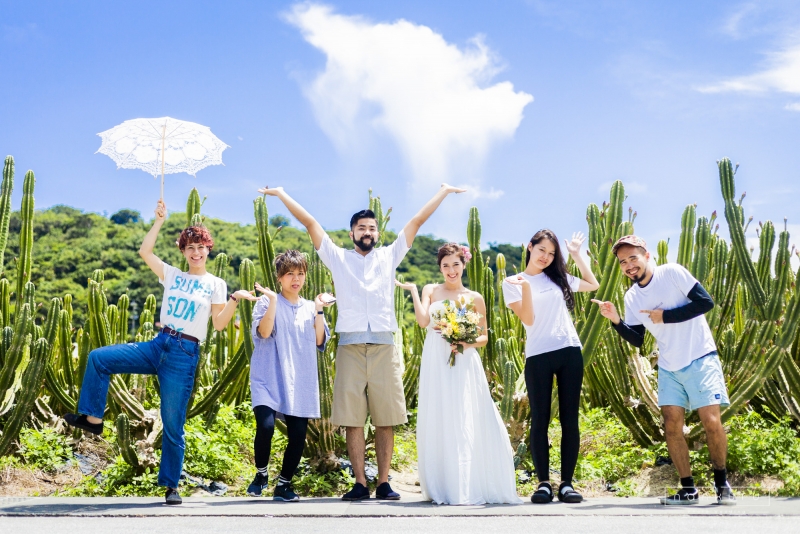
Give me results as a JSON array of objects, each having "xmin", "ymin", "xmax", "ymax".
[
  {"xmin": 63, "ymin": 413, "xmax": 103, "ymax": 435},
  {"xmin": 557, "ymin": 481, "xmax": 583, "ymax": 503},
  {"xmin": 531, "ymin": 482, "xmax": 554, "ymax": 504},
  {"xmin": 165, "ymin": 487, "xmax": 182, "ymax": 505},
  {"xmin": 716, "ymin": 483, "xmax": 737, "ymax": 506},
  {"xmin": 247, "ymin": 473, "xmax": 269, "ymax": 497},
  {"xmin": 660, "ymin": 487, "xmax": 700, "ymax": 505},
  {"xmin": 342, "ymin": 482, "xmax": 370, "ymax": 501},
  {"xmin": 375, "ymin": 482, "xmax": 401, "ymax": 500},
  {"xmin": 273, "ymin": 483, "xmax": 300, "ymax": 502}
]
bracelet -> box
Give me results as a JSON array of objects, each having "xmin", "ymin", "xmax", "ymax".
[
  {"xmin": 229, "ymin": 294, "xmax": 238, "ymax": 302},
  {"xmin": 317, "ymin": 310, "xmax": 324, "ymax": 315}
]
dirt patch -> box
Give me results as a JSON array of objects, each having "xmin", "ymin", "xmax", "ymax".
[
  {"xmin": 0, "ymin": 464, "xmax": 84, "ymax": 497},
  {"xmin": 623, "ymin": 464, "xmax": 680, "ymax": 497}
]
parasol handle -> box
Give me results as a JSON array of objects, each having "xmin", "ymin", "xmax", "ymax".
[{"xmin": 160, "ymin": 121, "xmax": 167, "ymax": 200}]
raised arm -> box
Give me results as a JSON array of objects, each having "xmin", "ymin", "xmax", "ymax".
[
  {"xmin": 138, "ymin": 199, "xmax": 167, "ymax": 280},
  {"xmin": 395, "ymin": 281, "xmax": 433, "ymax": 328},
  {"xmin": 258, "ymin": 187, "xmax": 326, "ymax": 250},
  {"xmin": 505, "ymin": 276, "xmax": 534, "ymax": 327},
  {"xmin": 565, "ymin": 232, "xmax": 600, "ymax": 292},
  {"xmin": 402, "ymin": 183, "xmax": 466, "ymax": 247}
]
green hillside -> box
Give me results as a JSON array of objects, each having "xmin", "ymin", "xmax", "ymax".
[{"xmin": 5, "ymin": 205, "xmax": 521, "ymax": 327}]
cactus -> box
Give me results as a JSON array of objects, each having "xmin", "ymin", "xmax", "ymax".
[
  {"xmin": 677, "ymin": 204, "xmax": 696, "ymax": 268},
  {"xmin": 15, "ymin": 171, "xmax": 35, "ymax": 310},
  {"xmin": 116, "ymin": 412, "xmax": 140, "ymax": 469},
  {"xmin": 0, "ymin": 156, "xmax": 13, "ymax": 273},
  {"xmin": 691, "ymin": 216, "xmax": 711, "ymax": 284},
  {"xmin": 368, "ymin": 189, "xmax": 392, "ymax": 248},
  {"xmin": 180, "ymin": 188, "xmax": 204, "ymax": 272},
  {"xmin": 656, "ymin": 240, "xmax": 669, "ymax": 266},
  {"xmin": 254, "ymin": 197, "xmax": 278, "ymax": 290},
  {"xmin": 0, "ymin": 338, "xmax": 50, "ymax": 456},
  {"xmin": 719, "ymin": 158, "xmax": 767, "ymax": 315}
]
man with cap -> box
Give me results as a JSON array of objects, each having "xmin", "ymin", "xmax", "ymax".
[{"xmin": 592, "ymin": 235, "xmax": 736, "ymax": 505}]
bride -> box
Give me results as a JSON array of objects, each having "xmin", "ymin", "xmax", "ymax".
[{"xmin": 396, "ymin": 243, "xmax": 521, "ymax": 505}]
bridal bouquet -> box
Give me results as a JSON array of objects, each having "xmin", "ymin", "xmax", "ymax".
[{"xmin": 431, "ymin": 295, "xmax": 482, "ymax": 367}]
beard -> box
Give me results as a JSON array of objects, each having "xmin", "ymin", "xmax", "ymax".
[
  {"xmin": 353, "ymin": 235, "xmax": 375, "ymax": 252},
  {"xmin": 628, "ymin": 266, "xmax": 648, "ymax": 284}
]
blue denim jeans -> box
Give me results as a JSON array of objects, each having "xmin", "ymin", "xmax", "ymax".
[{"xmin": 77, "ymin": 332, "xmax": 199, "ymax": 488}]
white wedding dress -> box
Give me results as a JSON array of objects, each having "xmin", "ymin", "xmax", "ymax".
[{"xmin": 416, "ymin": 301, "xmax": 522, "ymax": 505}]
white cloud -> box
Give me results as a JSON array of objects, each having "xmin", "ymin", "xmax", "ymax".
[
  {"xmin": 237, "ymin": 136, "xmax": 244, "ymax": 141},
  {"xmin": 720, "ymin": 3, "xmax": 758, "ymax": 39},
  {"xmin": 697, "ymin": 40, "xmax": 800, "ymax": 94},
  {"xmin": 786, "ymin": 102, "xmax": 800, "ymax": 111},
  {"xmin": 284, "ymin": 3, "xmax": 533, "ymax": 188},
  {"xmin": 456, "ymin": 184, "xmax": 504, "ymax": 200}
]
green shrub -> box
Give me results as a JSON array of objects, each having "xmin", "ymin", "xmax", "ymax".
[{"xmin": 18, "ymin": 427, "xmax": 72, "ymax": 472}]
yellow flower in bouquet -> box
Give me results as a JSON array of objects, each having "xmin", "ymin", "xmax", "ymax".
[{"xmin": 431, "ymin": 296, "xmax": 482, "ymax": 367}]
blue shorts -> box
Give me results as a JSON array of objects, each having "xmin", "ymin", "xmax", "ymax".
[{"xmin": 657, "ymin": 352, "xmax": 729, "ymax": 411}]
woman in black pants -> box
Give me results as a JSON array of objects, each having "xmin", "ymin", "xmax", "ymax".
[{"xmin": 503, "ymin": 229, "xmax": 599, "ymax": 503}]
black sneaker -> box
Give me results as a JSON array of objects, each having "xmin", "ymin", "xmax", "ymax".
[
  {"xmin": 531, "ymin": 481, "xmax": 554, "ymax": 504},
  {"xmin": 165, "ymin": 487, "xmax": 182, "ymax": 505},
  {"xmin": 342, "ymin": 482, "xmax": 370, "ymax": 501},
  {"xmin": 247, "ymin": 473, "xmax": 269, "ymax": 497},
  {"xmin": 557, "ymin": 481, "xmax": 584, "ymax": 503},
  {"xmin": 63, "ymin": 413, "xmax": 103, "ymax": 435},
  {"xmin": 273, "ymin": 483, "xmax": 300, "ymax": 502},
  {"xmin": 716, "ymin": 483, "xmax": 737, "ymax": 506},
  {"xmin": 660, "ymin": 487, "xmax": 700, "ymax": 505},
  {"xmin": 375, "ymin": 482, "xmax": 400, "ymax": 500}
]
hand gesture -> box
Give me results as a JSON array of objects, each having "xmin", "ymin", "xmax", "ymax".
[
  {"xmin": 257, "ymin": 186, "xmax": 285, "ymax": 197},
  {"xmin": 394, "ymin": 279, "xmax": 418, "ymax": 291},
  {"xmin": 155, "ymin": 199, "xmax": 167, "ymax": 222},
  {"xmin": 640, "ymin": 309, "xmax": 664, "ymax": 324},
  {"xmin": 440, "ymin": 183, "xmax": 467, "ymax": 195},
  {"xmin": 591, "ymin": 299, "xmax": 621, "ymax": 324},
  {"xmin": 254, "ymin": 283, "xmax": 277, "ymax": 300},
  {"xmin": 565, "ymin": 232, "xmax": 586, "ymax": 257},
  {"xmin": 504, "ymin": 274, "xmax": 530, "ymax": 288},
  {"xmin": 314, "ymin": 293, "xmax": 336, "ymax": 310},
  {"xmin": 232, "ymin": 289, "xmax": 259, "ymax": 302}
]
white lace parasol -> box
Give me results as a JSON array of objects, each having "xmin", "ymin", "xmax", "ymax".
[{"xmin": 96, "ymin": 117, "xmax": 229, "ymax": 199}]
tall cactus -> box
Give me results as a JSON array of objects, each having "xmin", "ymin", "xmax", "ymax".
[
  {"xmin": 15, "ymin": 171, "xmax": 35, "ymax": 310},
  {"xmin": 0, "ymin": 338, "xmax": 50, "ymax": 456},
  {"xmin": 677, "ymin": 204, "xmax": 696, "ymax": 267},
  {"xmin": 719, "ymin": 158, "xmax": 767, "ymax": 315},
  {"xmin": 180, "ymin": 188, "xmax": 204, "ymax": 272},
  {"xmin": 0, "ymin": 156, "xmax": 14, "ymax": 273},
  {"xmin": 368, "ymin": 189, "xmax": 392, "ymax": 248},
  {"xmin": 254, "ymin": 197, "xmax": 278, "ymax": 290}
]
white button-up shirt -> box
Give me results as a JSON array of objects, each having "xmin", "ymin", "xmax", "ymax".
[{"xmin": 317, "ymin": 230, "xmax": 410, "ymax": 333}]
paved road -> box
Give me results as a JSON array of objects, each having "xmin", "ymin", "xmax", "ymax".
[
  {"xmin": 0, "ymin": 516, "xmax": 798, "ymax": 534},
  {"xmin": 0, "ymin": 494, "xmax": 796, "ymax": 517}
]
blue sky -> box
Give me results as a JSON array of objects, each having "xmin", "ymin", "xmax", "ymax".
[{"xmin": 1, "ymin": 0, "xmax": 799, "ymax": 266}]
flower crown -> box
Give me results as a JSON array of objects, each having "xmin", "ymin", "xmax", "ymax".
[{"xmin": 461, "ymin": 245, "xmax": 472, "ymax": 263}]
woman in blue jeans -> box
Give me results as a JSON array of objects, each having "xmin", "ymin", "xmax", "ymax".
[{"xmin": 64, "ymin": 199, "xmax": 257, "ymax": 505}]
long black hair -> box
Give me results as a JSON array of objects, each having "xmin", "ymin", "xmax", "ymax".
[{"xmin": 526, "ymin": 229, "xmax": 575, "ymax": 311}]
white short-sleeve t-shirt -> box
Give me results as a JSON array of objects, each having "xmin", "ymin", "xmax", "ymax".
[
  {"xmin": 159, "ymin": 262, "xmax": 227, "ymax": 341},
  {"xmin": 623, "ymin": 263, "xmax": 716, "ymax": 372},
  {"xmin": 503, "ymin": 272, "xmax": 582, "ymax": 357}
]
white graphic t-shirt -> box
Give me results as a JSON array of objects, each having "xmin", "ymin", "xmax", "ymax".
[
  {"xmin": 503, "ymin": 272, "xmax": 582, "ymax": 357},
  {"xmin": 159, "ymin": 262, "xmax": 227, "ymax": 341},
  {"xmin": 624, "ymin": 263, "xmax": 716, "ymax": 372}
]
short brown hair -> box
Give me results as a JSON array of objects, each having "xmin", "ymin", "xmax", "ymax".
[
  {"xmin": 437, "ymin": 243, "xmax": 466, "ymax": 266},
  {"xmin": 274, "ymin": 250, "xmax": 308, "ymax": 278},
  {"xmin": 177, "ymin": 226, "xmax": 214, "ymax": 251}
]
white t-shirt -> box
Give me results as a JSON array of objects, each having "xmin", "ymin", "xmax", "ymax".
[
  {"xmin": 159, "ymin": 262, "xmax": 227, "ymax": 341},
  {"xmin": 316, "ymin": 231, "xmax": 410, "ymax": 333},
  {"xmin": 503, "ymin": 272, "xmax": 582, "ymax": 357},
  {"xmin": 623, "ymin": 263, "xmax": 716, "ymax": 372}
]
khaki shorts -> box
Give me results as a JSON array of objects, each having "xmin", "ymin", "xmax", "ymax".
[{"xmin": 330, "ymin": 343, "xmax": 407, "ymax": 427}]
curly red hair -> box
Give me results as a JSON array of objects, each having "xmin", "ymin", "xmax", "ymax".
[{"xmin": 177, "ymin": 226, "xmax": 214, "ymax": 251}]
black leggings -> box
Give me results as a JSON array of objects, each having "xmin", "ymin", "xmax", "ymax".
[
  {"xmin": 524, "ymin": 346, "xmax": 584, "ymax": 484},
  {"xmin": 253, "ymin": 405, "xmax": 309, "ymax": 480}
]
